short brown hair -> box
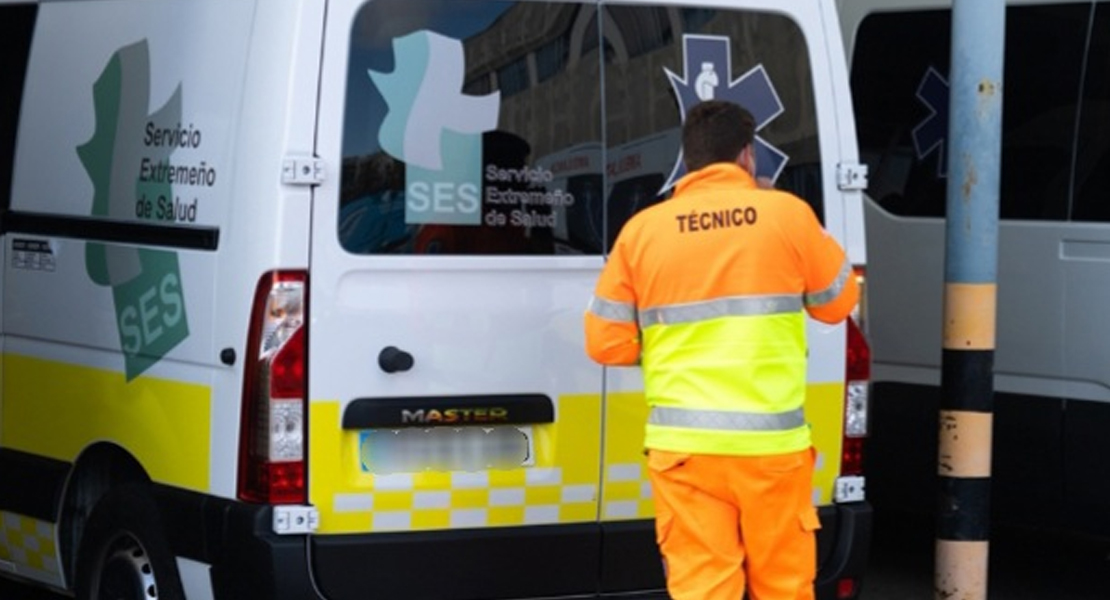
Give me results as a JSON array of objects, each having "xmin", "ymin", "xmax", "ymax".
[{"xmin": 681, "ymin": 100, "xmax": 756, "ymax": 172}]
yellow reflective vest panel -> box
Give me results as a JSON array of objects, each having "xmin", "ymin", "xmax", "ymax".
[{"xmin": 584, "ymin": 163, "xmax": 859, "ymax": 456}]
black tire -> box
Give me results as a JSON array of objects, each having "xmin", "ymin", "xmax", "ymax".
[{"xmin": 75, "ymin": 484, "xmax": 186, "ymax": 600}]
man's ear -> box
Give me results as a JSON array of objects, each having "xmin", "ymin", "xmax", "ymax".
[
  {"xmin": 740, "ymin": 144, "xmax": 773, "ymax": 189},
  {"xmin": 738, "ymin": 144, "xmax": 756, "ymax": 176}
]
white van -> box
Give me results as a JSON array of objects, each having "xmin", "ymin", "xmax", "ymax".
[
  {"xmin": 0, "ymin": 1, "xmax": 873, "ymax": 598},
  {"xmin": 837, "ymin": 0, "xmax": 1110, "ymax": 537}
]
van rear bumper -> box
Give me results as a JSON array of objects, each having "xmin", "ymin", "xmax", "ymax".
[
  {"xmin": 156, "ymin": 488, "xmax": 321, "ymax": 600},
  {"xmin": 816, "ymin": 502, "xmax": 873, "ymax": 600},
  {"xmin": 161, "ymin": 487, "xmax": 871, "ymax": 600}
]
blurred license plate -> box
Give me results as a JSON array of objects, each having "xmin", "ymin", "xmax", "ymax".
[{"xmin": 359, "ymin": 426, "xmax": 534, "ymax": 474}]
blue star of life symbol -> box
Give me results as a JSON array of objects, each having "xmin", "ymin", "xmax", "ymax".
[
  {"xmin": 663, "ymin": 34, "xmax": 788, "ymax": 191},
  {"xmin": 913, "ymin": 66, "xmax": 950, "ymax": 178}
]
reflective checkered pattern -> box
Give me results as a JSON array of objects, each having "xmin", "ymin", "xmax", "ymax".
[
  {"xmin": 0, "ymin": 511, "xmax": 64, "ymax": 587},
  {"xmin": 331, "ymin": 468, "xmax": 599, "ymax": 531},
  {"xmin": 602, "ymin": 462, "xmax": 655, "ymax": 520},
  {"xmin": 601, "ymin": 393, "xmax": 659, "ymax": 522}
]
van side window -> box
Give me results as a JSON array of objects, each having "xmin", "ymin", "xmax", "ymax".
[
  {"xmin": 1071, "ymin": 4, "xmax": 1110, "ymax": 222},
  {"xmin": 0, "ymin": 5, "xmax": 37, "ymax": 214},
  {"xmin": 602, "ymin": 6, "xmax": 824, "ymax": 248},
  {"xmin": 852, "ymin": 5, "xmax": 1089, "ymax": 220},
  {"xmin": 339, "ymin": 0, "xmax": 604, "ymax": 256}
]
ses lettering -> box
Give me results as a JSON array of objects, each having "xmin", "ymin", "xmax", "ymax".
[
  {"xmin": 407, "ymin": 182, "xmax": 480, "ymax": 214},
  {"xmin": 119, "ymin": 273, "xmax": 185, "ymax": 354}
]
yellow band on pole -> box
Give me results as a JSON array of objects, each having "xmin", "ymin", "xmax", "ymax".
[
  {"xmin": 943, "ymin": 282, "xmax": 997, "ymax": 350},
  {"xmin": 935, "ymin": 539, "xmax": 990, "ymax": 600},
  {"xmin": 938, "ymin": 410, "xmax": 993, "ymax": 478}
]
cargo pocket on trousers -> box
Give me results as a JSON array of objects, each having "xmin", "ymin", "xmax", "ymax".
[
  {"xmin": 799, "ymin": 506, "xmax": 822, "ymax": 533},
  {"xmin": 646, "ymin": 450, "xmax": 690, "ymax": 547}
]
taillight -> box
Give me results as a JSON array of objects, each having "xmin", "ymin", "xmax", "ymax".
[
  {"xmin": 841, "ymin": 266, "xmax": 870, "ymax": 479},
  {"xmin": 850, "ymin": 266, "xmax": 867, "ymax": 335},
  {"xmin": 238, "ymin": 271, "xmax": 308, "ymax": 504}
]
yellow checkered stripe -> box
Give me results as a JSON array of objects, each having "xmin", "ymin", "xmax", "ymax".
[
  {"xmin": 0, "ymin": 511, "xmax": 64, "ymax": 587},
  {"xmin": 312, "ymin": 396, "xmax": 605, "ymax": 534},
  {"xmin": 330, "ymin": 468, "xmax": 598, "ymax": 531},
  {"xmin": 601, "ymin": 462, "xmax": 655, "ymax": 520},
  {"xmin": 601, "ymin": 393, "xmax": 658, "ymax": 521}
]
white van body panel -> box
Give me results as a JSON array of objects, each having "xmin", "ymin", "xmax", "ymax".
[
  {"xmin": 6, "ymin": 0, "xmax": 327, "ymax": 502},
  {"xmin": 8, "ymin": 1, "xmax": 259, "ymax": 506}
]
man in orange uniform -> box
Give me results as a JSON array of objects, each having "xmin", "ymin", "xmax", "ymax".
[{"xmin": 584, "ymin": 100, "xmax": 858, "ymax": 600}]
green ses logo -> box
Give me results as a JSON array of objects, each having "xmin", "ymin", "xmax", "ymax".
[
  {"xmin": 78, "ymin": 40, "xmax": 189, "ymax": 381},
  {"xmin": 369, "ymin": 30, "xmax": 500, "ymax": 226}
]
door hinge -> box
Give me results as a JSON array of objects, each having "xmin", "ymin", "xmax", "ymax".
[
  {"xmin": 282, "ymin": 156, "xmax": 326, "ymax": 186},
  {"xmin": 837, "ymin": 163, "xmax": 869, "ymax": 191}
]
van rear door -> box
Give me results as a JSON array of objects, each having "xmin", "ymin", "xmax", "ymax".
[{"xmin": 307, "ymin": 1, "xmax": 611, "ymax": 598}]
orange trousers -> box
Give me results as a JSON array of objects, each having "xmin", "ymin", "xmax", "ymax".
[{"xmin": 646, "ymin": 447, "xmax": 819, "ymax": 600}]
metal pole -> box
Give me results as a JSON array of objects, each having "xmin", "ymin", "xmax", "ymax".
[{"xmin": 936, "ymin": 1, "xmax": 1005, "ymax": 599}]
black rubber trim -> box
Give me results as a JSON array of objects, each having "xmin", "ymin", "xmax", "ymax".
[
  {"xmin": 152, "ymin": 485, "xmax": 320, "ymax": 600},
  {"xmin": 343, "ymin": 393, "xmax": 555, "ymax": 428},
  {"xmin": 0, "ymin": 448, "xmax": 69, "ymax": 522},
  {"xmin": 3, "ymin": 211, "xmax": 219, "ymax": 251},
  {"xmin": 311, "ymin": 523, "xmax": 599, "ymax": 600},
  {"xmin": 599, "ymin": 520, "xmax": 666, "ymax": 592}
]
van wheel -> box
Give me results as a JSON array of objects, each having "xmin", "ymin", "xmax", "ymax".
[{"xmin": 76, "ymin": 484, "xmax": 185, "ymax": 600}]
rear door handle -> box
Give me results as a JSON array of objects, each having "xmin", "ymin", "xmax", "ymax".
[{"xmin": 378, "ymin": 346, "xmax": 414, "ymax": 373}]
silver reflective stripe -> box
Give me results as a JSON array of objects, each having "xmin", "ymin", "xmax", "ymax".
[
  {"xmin": 639, "ymin": 295, "xmax": 802, "ymax": 327},
  {"xmin": 805, "ymin": 259, "xmax": 852, "ymax": 307},
  {"xmin": 649, "ymin": 406, "xmax": 805, "ymax": 431},
  {"xmin": 587, "ymin": 295, "xmax": 638, "ymax": 324}
]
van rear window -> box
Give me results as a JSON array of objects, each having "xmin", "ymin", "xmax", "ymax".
[{"xmin": 339, "ymin": 1, "xmax": 822, "ymax": 255}]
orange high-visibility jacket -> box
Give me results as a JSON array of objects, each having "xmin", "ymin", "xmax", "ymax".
[{"xmin": 585, "ymin": 163, "xmax": 859, "ymax": 456}]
